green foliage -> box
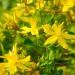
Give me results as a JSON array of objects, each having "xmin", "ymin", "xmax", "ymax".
[{"xmin": 0, "ymin": 0, "xmax": 75, "ymax": 75}]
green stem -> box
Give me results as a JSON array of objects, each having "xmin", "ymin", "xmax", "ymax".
[{"xmin": 0, "ymin": 42, "xmax": 5, "ymax": 54}]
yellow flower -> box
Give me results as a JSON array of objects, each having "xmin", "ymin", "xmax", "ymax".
[
  {"xmin": 20, "ymin": 16, "xmax": 29, "ymax": 22},
  {"xmin": 3, "ymin": 13, "xmax": 19, "ymax": 30},
  {"xmin": 62, "ymin": 0, "xmax": 75, "ymax": 12},
  {"xmin": 53, "ymin": 0, "xmax": 62, "ymax": 5},
  {"xmin": 0, "ymin": 63, "xmax": 7, "ymax": 75},
  {"xmin": 12, "ymin": 7, "xmax": 24, "ymax": 19},
  {"xmin": 0, "ymin": 44, "xmax": 31, "ymax": 75},
  {"xmin": 26, "ymin": 0, "xmax": 33, "ymax": 4},
  {"xmin": 29, "ymin": 18, "xmax": 39, "ymax": 36},
  {"xmin": 3, "ymin": 13, "xmax": 18, "ymax": 26},
  {"xmin": 43, "ymin": 22, "xmax": 75, "ymax": 49},
  {"xmin": 20, "ymin": 17, "xmax": 39, "ymax": 36},
  {"xmin": 3, "ymin": 13, "xmax": 13, "ymax": 21},
  {"xmin": 4, "ymin": 12, "xmax": 17, "ymax": 22},
  {"xmin": 35, "ymin": 0, "xmax": 45, "ymax": 9},
  {"xmin": 23, "ymin": 0, "xmax": 33, "ymax": 4},
  {"xmin": 4, "ymin": 3, "xmax": 25, "ymax": 23},
  {"xmin": 27, "ymin": 7, "xmax": 36, "ymax": 14},
  {"xmin": 24, "ymin": 5, "xmax": 36, "ymax": 15}
]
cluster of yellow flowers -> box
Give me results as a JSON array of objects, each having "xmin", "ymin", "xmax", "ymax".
[
  {"xmin": 54, "ymin": 0, "xmax": 75, "ymax": 12},
  {"xmin": 21, "ymin": 20, "xmax": 75, "ymax": 49},
  {"xmin": 0, "ymin": 0, "xmax": 75, "ymax": 75},
  {"xmin": 0, "ymin": 43, "xmax": 35, "ymax": 75}
]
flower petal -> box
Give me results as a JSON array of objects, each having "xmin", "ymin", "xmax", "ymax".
[
  {"xmin": 26, "ymin": 0, "xmax": 33, "ymax": 4},
  {"xmin": 58, "ymin": 38, "xmax": 68, "ymax": 49},
  {"xmin": 9, "ymin": 63, "xmax": 17, "ymax": 75},
  {"xmin": 0, "ymin": 63, "xmax": 7, "ymax": 75},
  {"xmin": 18, "ymin": 55, "xmax": 31, "ymax": 64},
  {"xmin": 20, "ymin": 26, "xmax": 31, "ymax": 34},
  {"xmin": 63, "ymin": 33, "xmax": 75, "ymax": 40},
  {"xmin": 44, "ymin": 35, "xmax": 58, "ymax": 45},
  {"xmin": 23, "ymin": 55, "xmax": 31, "ymax": 62},
  {"xmin": 29, "ymin": 18, "xmax": 37, "ymax": 28},
  {"xmin": 42, "ymin": 24, "xmax": 53, "ymax": 35},
  {"xmin": 31, "ymin": 27, "xmax": 39, "ymax": 36},
  {"xmin": 52, "ymin": 23, "xmax": 58, "ymax": 32}
]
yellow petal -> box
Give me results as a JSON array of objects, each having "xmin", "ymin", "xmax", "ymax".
[
  {"xmin": 63, "ymin": 33, "xmax": 75, "ymax": 39},
  {"xmin": 44, "ymin": 35, "xmax": 58, "ymax": 45},
  {"xmin": 23, "ymin": 55, "xmax": 31, "ymax": 62},
  {"xmin": 27, "ymin": 0, "xmax": 33, "ymax": 4},
  {"xmin": 0, "ymin": 63, "xmax": 7, "ymax": 75},
  {"xmin": 29, "ymin": 7, "xmax": 36, "ymax": 14},
  {"xmin": 17, "ymin": 63, "xmax": 25, "ymax": 71},
  {"xmin": 42, "ymin": 24, "xmax": 53, "ymax": 35},
  {"xmin": 8, "ymin": 63, "xmax": 17, "ymax": 75},
  {"xmin": 0, "ymin": 56, "xmax": 5, "ymax": 58},
  {"xmin": 62, "ymin": 0, "xmax": 75, "ymax": 12},
  {"xmin": 58, "ymin": 22, "xmax": 64, "ymax": 30},
  {"xmin": 20, "ymin": 17, "xmax": 29, "ymax": 22},
  {"xmin": 52, "ymin": 22, "xmax": 64, "ymax": 33},
  {"xmin": 12, "ymin": 43, "xmax": 17, "ymax": 54},
  {"xmin": 64, "ymin": 0, "xmax": 74, "ymax": 7},
  {"xmin": 20, "ymin": 26, "xmax": 31, "ymax": 34},
  {"xmin": 52, "ymin": 22, "xmax": 58, "ymax": 32},
  {"xmin": 31, "ymin": 28, "xmax": 39, "ymax": 36},
  {"xmin": 35, "ymin": 0, "xmax": 45, "ymax": 9},
  {"xmin": 23, "ymin": 0, "xmax": 33, "ymax": 4},
  {"xmin": 53, "ymin": 0, "xmax": 62, "ymax": 5},
  {"xmin": 58, "ymin": 38, "xmax": 68, "ymax": 49},
  {"xmin": 13, "ymin": 10, "xmax": 22, "ymax": 18},
  {"xmin": 62, "ymin": 6, "xmax": 69, "ymax": 12},
  {"xmin": 18, "ymin": 55, "xmax": 31, "ymax": 63},
  {"xmin": 29, "ymin": 18, "xmax": 37, "ymax": 27},
  {"xmin": 3, "ymin": 13, "xmax": 13, "ymax": 21}
]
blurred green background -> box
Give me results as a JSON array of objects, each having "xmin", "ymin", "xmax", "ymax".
[{"xmin": 0, "ymin": 0, "xmax": 20, "ymax": 16}]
